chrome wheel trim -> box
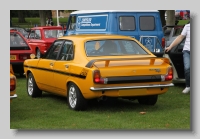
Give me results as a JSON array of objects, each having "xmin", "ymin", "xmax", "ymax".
[
  {"xmin": 28, "ymin": 76, "xmax": 33, "ymax": 96},
  {"xmin": 68, "ymin": 86, "xmax": 77, "ymax": 108}
]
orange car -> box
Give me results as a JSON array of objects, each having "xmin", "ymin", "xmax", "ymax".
[
  {"xmin": 24, "ymin": 34, "xmax": 174, "ymax": 111},
  {"xmin": 10, "ymin": 64, "xmax": 17, "ymax": 101}
]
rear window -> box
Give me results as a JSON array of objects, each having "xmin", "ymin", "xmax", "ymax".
[
  {"xmin": 44, "ymin": 29, "xmax": 64, "ymax": 38},
  {"xmin": 85, "ymin": 39, "xmax": 148, "ymax": 56},
  {"xmin": 119, "ymin": 16, "xmax": 135, "ymax": 31},
  {"xmin": 10, "ymin": 33, "xmax": 30, "ymax": 50},
  {"xmin": 140, "ymin": 16, "xmax": 155, "ymax": 31}
]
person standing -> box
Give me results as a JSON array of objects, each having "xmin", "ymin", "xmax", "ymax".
[{"xmin": 165, "ymin": 23, "xmax": 190, "ymax": 94}]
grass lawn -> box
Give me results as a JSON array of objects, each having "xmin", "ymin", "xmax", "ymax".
[{"xmin": 10, "ymin": 76, "xmax": 191, "ymax": 130}]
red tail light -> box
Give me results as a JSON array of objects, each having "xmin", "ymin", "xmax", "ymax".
[
  {"xmin": 162, "ymin": 37, "xmax": 165, "ymax": 48},
  {"xmin": 10, "ymin": 76, "xmax": 16, "ymax": 91},
  {"xmin": 93, "ymin": 70, "xmax": 106, "ymax": 84},
  {"xmin": 161, "ymin": 67, "xmax": 173, "ymax": 81},
  {"xmin": 19, "ymin": 54, "xmax": 30, "ymax": 60}
]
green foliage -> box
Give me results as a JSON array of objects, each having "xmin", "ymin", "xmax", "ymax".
[
  {"xmin": 10, "ymin": 77, "xmax": 190, "ymax": 130},
  {"xmin": 11, "ymin": 17, "xmax": 68, "ymax": 28}
]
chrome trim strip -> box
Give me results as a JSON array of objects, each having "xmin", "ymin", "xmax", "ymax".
[
  {"xmin": 10, "ymin": 94, "xmax": 17, "ymax": 99},
  {"xmin": 90, "ymin": 83, "xmax": 174, "ymax": 91}
]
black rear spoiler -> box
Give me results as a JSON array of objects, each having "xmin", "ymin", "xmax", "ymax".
[{"xmin": 85, "ymin": 57, "xmax": 170, "ymax": 68}]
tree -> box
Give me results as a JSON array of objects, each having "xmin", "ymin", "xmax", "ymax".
[
  {"xmin": 158, "ymin": 10, "xmax": 166, "ymax": 27},
  {"xmin": 39, "ymin": 10, "xmax": 47, "ymax": 26},
  {"xmin": 166, "ymin": 10, "xmax": 175, "ymax": 25},
  {"xmin": 18, "ymin": 10, "xmax": 26, "ymax": 23}
]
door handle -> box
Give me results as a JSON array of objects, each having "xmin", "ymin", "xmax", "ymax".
[{"xmin": 50, "ymin": 62, "xmax": 54, "ymax": 66}]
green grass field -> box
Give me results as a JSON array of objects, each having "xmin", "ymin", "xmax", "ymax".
[
  {"xmin": 10, "ymin": 77, "xmax": 190, "ymax": 130},
  {"xmin": 11, "ymin": 17, "xmax": 68, "ymax": 28}
]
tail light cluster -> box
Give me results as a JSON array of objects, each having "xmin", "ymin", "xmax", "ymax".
[
  {"xmin": 162, "ymin": 37, "xmax": 165, "ymax": 48},
  {"xmin": 93, "ymin": 70, "xmax": 107, "ymax": 84},
  {"xmin": 19, "ymin": 54, "xmax": 30, "ymax": 60},
  {"xmin": 161, "ymin": 67, "xmax": 173, "ymax": 81},
  {"xmin": 10, "ymin": 76, "xmax": 16, "ymax": 91}
]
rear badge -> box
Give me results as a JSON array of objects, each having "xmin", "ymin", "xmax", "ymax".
[{"xmin": 149, "ymin": 68, "xmax": 161, "ymax": 73}]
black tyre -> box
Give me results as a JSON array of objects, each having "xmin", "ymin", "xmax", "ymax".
[
  {"xmin": 67, "ymin": 83, "xmax": 87, "ymax": 111},
  {"xmin": 137, "ymin": 95, "xmax": 158, "ymax": 105},
  {"xmin": 36, "ymin": 48, "xmax": 41, "ymax": 59},
  {"xmin": 27, "ymin": 72, "xmax": 42, "ymax": 97}
]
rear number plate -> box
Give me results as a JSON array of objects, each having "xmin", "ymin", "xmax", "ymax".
[{"xmin": 10, "ymin": 55, "xmax": 16, "ymax": 60}]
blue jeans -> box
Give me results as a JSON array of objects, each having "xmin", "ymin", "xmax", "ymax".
[{"xmin": 183, "ymin": 50, "xmax": 190, "ymax": 87}]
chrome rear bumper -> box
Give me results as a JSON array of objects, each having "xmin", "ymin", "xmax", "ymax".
[
  {"xmin": 10, "ymin": 94, "xmax": 17, "ymax": 99},
  {"xmin": 90, "ymin": 83, "xmax": 174, "ymax": 91}
]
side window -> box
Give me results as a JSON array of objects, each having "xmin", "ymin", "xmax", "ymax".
[
  {"xmin": 35, "ymin": 30, "xmax": 41, "ymax": 39},
  {"xmin": 68, "ymin": 16, "xmax": 77, "ymax": 30},
  {"xmin": 119, "ymin": 16, "xmax": 135, "ymax": 30},
  {"xmin": 45, "ymin": 40, "xmax": 64, "ymax": 60},
  {"xmin": 58, "ymin": 41, "xmax": 74, "ymax": 61},
  {"xmin": 140, "ymin": 16, "xmax": 155, "ymax": 31},
  {"xmin": 28, "ymin": 30, "xmax": 35, "ymax": 39}
]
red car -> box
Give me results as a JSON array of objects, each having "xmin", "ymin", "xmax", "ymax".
[
  {"xmin": 26, "ymin": 26, "xmax": 65, "ymax": 58},
  {"xmin": 10, "ymin": 30, "xmax": 33, "ymax": 76}
]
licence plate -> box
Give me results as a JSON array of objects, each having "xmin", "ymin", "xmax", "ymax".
[
  {"xmin": 10, "ymin": 55, "xmax": 16, "ymax": 60},
  {"xmin": 118, "ymin": 88, "xmax": 146, "ymax": 96}
]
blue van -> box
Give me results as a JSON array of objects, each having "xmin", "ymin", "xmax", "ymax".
[{"xmin": 65, "ymin": 10, "xmax": 165, "ymax": 57}]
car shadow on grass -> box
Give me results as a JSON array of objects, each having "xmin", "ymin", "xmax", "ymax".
[{"xmin": 41, "ymin": 92, "xmax": 157, "ymax": 112}]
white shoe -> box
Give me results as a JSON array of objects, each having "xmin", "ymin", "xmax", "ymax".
[{"xmin": 182, "ymin": 87, "xmax": 190, "ymax": 94}]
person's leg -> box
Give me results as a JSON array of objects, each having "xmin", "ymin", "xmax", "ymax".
[{"xmin": 182, "ymin": 50, "xmax": 190, "ymax": 93}]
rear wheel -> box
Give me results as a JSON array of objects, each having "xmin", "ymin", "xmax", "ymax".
[
  {"xmin": 137, "ymin": 95, "xmax": 158, "ymax": 105},
  {"xmin": 27, "ymin": 72, "xmax": 42, "ymax": 97},
  {"xmin": 36, "ymin": 48, "xmax": 41, "ymax": 59},
  {"xmin": 67, "ymin": 83, "xmax": 87, "ymax": 111}
]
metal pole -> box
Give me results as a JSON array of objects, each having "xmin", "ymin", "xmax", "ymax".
[{"xmin": 57, "ymin": 10, "xmax": 59, "ymax": 26}]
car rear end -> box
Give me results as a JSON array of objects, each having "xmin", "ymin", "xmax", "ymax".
[
  {"xmin": 82, "ymin": 57, "xmax": 173, "ymax": 99},
  {"xmin": 10, "ymin": 64, "xmax": 17, "ymax": 102},
  {"xmin": 10, "ymin": 31, "xmax": 33, "ymax": 75},
  {"xmin": 79, "ymin": 37, "xmax": 173, "ymax": 99}
]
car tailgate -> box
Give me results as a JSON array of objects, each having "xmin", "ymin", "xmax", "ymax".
[{"xmin": 86, "ymin": 57, "xmax": 171, "ymax": 84}]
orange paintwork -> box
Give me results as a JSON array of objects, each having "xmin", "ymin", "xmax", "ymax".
[{"xmin": 10, "ymin": 64, "xmax": 17, "ymax": 102}]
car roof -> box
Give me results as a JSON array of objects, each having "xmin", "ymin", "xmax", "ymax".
[
  {"xmin": 59, "ymin": 34, "xmax": 135, "ymax": 41},
  {"xmin": 71, "ymin": 10, "xmax": 159, "ymax": 15}
]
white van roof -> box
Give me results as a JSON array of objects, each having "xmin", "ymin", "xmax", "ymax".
[{"xmin": 71, "ymin": 10, "xmax": 159, "ymax": 14}]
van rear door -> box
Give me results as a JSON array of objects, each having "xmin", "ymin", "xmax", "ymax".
[
  {"xmin": 136, "ymin": 12, "xmax": 164, "ymax": 57},
  {"xmin": 116, "ymin": 12, "xmax": 139, "ymax": 39}
]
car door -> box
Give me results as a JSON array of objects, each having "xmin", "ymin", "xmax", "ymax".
[
  {"xmin": 36, "ymin": 40, "xmax": 64, "ymax": 92},
  {"xmin": 53, "ymin": 40, "xmax": 74, "ymax": 96},
  {"xmin": 167, "ymin": 39, "xmax": 185, "ymax": 79}
]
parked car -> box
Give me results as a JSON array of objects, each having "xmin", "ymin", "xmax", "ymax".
[
  {"xmin": 10, "ymin": 27, "xmax": 29, "ymax": 39},
  {"xmin": 163, "ymin": 25, "xmax": 186, "ymax": 83},
  {"xmin": 24, "ymin": 34, "xmax": 174, "ymax": 111},
  {"xmin": 26, "ymin": 26, "xmax": 65, "ymax": 58},
  {"xmin": 10, "ymin": 30, "xmax": 33, "ymax": 76},
  {"xmin": 10, "ymin": 64, "xmax": 17, "ymax": 102}
]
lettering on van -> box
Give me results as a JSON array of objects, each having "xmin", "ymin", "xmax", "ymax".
[{"xmin": 76, "ymin": 15, "xmax": 108, "ymax": 31}]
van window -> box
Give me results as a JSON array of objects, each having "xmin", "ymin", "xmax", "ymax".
[
  {"xmin": 119, "ymin": 16, "xmax": 135, "ymax": 31},
  {"xmin": 68, "ymin": 16, "xmax": 77, "ymax": 30},
  {"xmin": 139, "ymin": 16, "xmax": 155, "ymax": 31}
]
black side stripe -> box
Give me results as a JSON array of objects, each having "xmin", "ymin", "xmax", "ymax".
[{"xmin": 24, "ymin": 65, "xmax": 86, "ymax": 79}]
